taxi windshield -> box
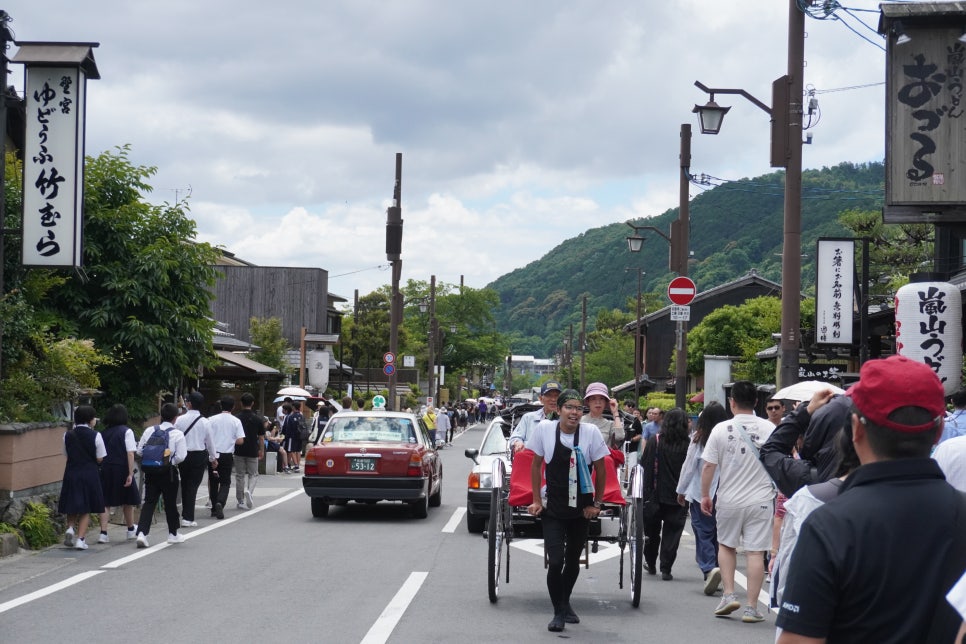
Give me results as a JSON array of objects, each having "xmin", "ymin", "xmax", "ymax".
[{"xmin": 325, "ymin": 416, "xmax": 416, "ymax": 443}]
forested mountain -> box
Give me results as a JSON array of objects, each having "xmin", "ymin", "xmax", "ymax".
[{"xmin": 489, "ymin": 161, "xmax": 884, "ymax": 356}]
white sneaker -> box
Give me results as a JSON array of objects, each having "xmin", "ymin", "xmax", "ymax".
[
  {"xmin": 245, "ymin": 490, "xmax": 254, "ymax": 509},
  {"xmin": 167, "ymin": 533, "xmax": 186, "ymax": 544},
  {"xmin": 64, "ymin": 527, "xmax": 75, "ymax": 547},
  {"xmin": 136, "ymin": 532, "xmax": 149, "ymax": 549},
  {"xmin": 97, "ymin": 532, "xmax": 110, "ymax": 544},
  {"xmin": 74, "ymin": 537, "xmax": 88, "ymax": 550},
  {"xmin": 180, "ymin": 519, "xmax": 198, "ymax": 528},
  {"xmin": 126, "ymin": 527, "xmax": 137, "ymax": 540},
  {"xmin": 236, "ymin": 502, "xmax": 247, "ymax": 510}
]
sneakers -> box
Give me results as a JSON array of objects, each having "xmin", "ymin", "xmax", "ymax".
[
  {"xmin": 245, "ymin": 490, "xmax": 254, "ymax": 509},
  {"xmin": 126, "ymin": 527, "xmax": 138, "ymax": 540},
  {"xmin": 180, "ymin": 519, "xmax": 198, "ymax": 528},
  {"xmin": 714, "ymin": 593, "xmax": 741, "ymax": 617},
  {"xmin": 645, "ymin": 563, "xmax": 656, "ymax": 575},
  {"xmin": 63, "ymin": 527, "xmax": 75, "ymax": 547},
  {"xmin": 661, "ymin": 571, "xmax": 673, "ymax": 581},
  {"xmin": 74, "ymin": 537, "xmax": 88, "ymax": 550},
  {"xmin": 167, "ymin": 533, "xmax": 186, "ymax": 544},
  {"xmin": 704, "ymin": 567, "xmax": 722, "ymax": 596},
  {"xmin": 291, "ymin": 466, "xmax": 300, "ymax": 473},
  {"xmin": 97, "ymin": 532, "xmax": 110, "ymax": 544},
  {"xmin": 213, "ymin": 503, "xmax": 224, "ymax": 520},
  {"xmin": 136, "ymin": 532, "xmax": 149, "ymax": 549},
  {"xmin": 237, "ymin": 502, "xmax": 248, "ymax": 510},
  {"xmin": 741, "ymin": 606, "xmax": 765, "ymax": 623},
  {"xmin": 547, "ymin": 612, "xmax": 566, "ymax": 632}
]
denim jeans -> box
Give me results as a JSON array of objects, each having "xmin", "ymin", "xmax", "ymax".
[{"xmin": 689, "ymin": 500, "xmax": 719, "ymax": 573}]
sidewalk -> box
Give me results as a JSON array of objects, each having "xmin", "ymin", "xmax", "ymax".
[{"xmin": 0, "ymin": 471, "xmax": 306, "ymax": 593}]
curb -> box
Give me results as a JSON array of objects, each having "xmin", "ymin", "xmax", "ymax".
[{"xmin": 0, "ymin": 532, "xmax": 18, "ymax": 558}]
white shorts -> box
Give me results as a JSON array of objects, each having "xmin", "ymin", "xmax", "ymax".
[{"xmin": 716, "ymin": 501, "xmax": 774, "ymax": 552}]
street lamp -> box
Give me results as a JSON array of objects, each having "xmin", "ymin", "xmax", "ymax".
[{"xmin": 692, "ymin": 0, "xmax": 805, "ymax": 389}]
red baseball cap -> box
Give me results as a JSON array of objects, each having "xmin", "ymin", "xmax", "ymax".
[{"xmin": 846, "ymin": 355, "xmax": 945, "ymax": 433}]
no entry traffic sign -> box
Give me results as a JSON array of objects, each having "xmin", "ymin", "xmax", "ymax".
[{"xmin": 668, "ymin": 276, "xmax": 697, "ymax": 306}]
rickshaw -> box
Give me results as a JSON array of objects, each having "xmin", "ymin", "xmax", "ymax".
[{"xmin": 483, "ymin": 404, "xmax": 646, "ymax": 607}]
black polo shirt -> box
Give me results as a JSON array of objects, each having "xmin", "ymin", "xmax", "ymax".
[{"xmin": 776, "ymin": 458, "xmax": 963, "ymax": 643}]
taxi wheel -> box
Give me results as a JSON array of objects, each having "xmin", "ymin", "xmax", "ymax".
[
  {"xmin": 311, "ymin": 498, "xmax": 329, "ymax": 518},
  {"xmin": 412, "ymin": 488, "xmax": 430, "ymax": 519}
]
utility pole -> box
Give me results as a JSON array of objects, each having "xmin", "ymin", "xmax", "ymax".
[
  {"xmin": 0, "ymin": 12, "xmax": 11, "ymax": 383},
  {"xmin": 779, "ymin": 0, "xmax": 806, "ymax": 389},
  {"xmin": 427, "ymin": 275, "xmax": 436, "ymax": 405},
  {"xmin": 674, "ymin": 123, "xmax": 691, "ymax": 410},
  {"xmin": 580, "ymin": 295, "xmax": 587, "ymax": 392},
  {"xmin": 385, "ymin": 153, "xmax": 403, "ymax": 409}
]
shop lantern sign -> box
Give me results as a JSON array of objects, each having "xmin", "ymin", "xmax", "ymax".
[
  {"xmin": 815, "ymin": 238, "xmax": 855, "ymax": 346},
  {"xmin": 13, "ymin": 42, "xmax": 99, "ymax": 267},
  {"xmin": 895, "ymin": 278, "xmax": 963, "ymax": 395}
]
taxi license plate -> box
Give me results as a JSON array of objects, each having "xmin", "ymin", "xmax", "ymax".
[{"xmin": 349, "ymin": 458, "xmax": 376, "ymax": 472}]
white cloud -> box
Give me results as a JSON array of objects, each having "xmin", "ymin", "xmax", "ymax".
[{"xmin": 10, "ymin": 0, "xmax": 890, "ymax": 297}]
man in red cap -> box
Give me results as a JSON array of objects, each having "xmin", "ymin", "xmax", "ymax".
[{"xmin": 776, "ymin": 355, "xmax": 966, "ymax": 643}]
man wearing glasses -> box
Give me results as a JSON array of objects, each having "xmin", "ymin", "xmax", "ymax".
[
  {"xmin": 509, "ymin": 381, "xmax": 562, "ymax": 453},
  {"xmin": 765, "ymin": 399, "xmax": 786, "ymax": 426},
  {"xmin": 526, "ymin": 389, "xmax": 609, "ymax": 633}
]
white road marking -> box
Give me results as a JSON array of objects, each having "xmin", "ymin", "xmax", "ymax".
[
  {"xmin": 102, "ymin": 489, "xmax": 303, "ymax": 569},
  {"xmin": 1, "ymin": 489, "xmax": 304, "ymax": 614},
  {"xmin": 360, "ymin": 571, "xmax": 428, "ymax": 644},
  {"xmin": 441, "ymin": 507, "xmax": 466, "ymax": 533},
  {"xmin": 0, "ymin": 571, "xmax": 103, "ymax": 615}
]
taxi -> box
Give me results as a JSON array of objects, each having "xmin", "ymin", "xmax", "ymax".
[{"xmin": 302, "ymin": 402, "xmax": 442, "ymax": 519}]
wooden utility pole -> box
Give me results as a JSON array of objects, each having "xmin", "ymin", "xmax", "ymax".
[
  {"xmin": 385, "ymin": 153, "xmax": 403, "ymax": 409},
  {"xmin": 580, "ymin": 296, "xmax": 587, "ymax": 392}
]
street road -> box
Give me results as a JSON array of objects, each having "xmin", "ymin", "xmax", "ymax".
[{"xmin": 0, "ymin": 421, "xmax": 778, "ymax": 643}]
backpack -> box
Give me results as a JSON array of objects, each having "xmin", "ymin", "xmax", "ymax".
[
  {"xmin": 296, "ymin": 413, "xmax": 310, "ymax": 442},
  {"xmin": 140, "ymin": 425, "xmax": 171, "ymax": 473}
]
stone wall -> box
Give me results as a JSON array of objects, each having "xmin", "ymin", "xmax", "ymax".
[{"xmin": 0, "ymin": 421, "xmax": 66, "ymax": 523}]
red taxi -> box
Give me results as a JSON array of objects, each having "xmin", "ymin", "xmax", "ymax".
[{"xmin": 302, "ymin": 410, "xmax": 442, "ymax": 519}]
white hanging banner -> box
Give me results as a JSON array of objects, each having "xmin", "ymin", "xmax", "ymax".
[
  {"xmin": 895, "ymin": 280, "xmax": 963, "ymax": 395},
  {"xmin": 306, "ymin": 350, "xmax": 330, "ymax": 390},
  {"xmin": 815, "ymin": 238, "xmax": 855, "ymax": 345},
  {"xmin": 22, "ymin": 65, "xmax": 87, "ymax": 267}
]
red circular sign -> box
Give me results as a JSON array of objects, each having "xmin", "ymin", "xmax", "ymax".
[
  {"xmin": 383, "ymin": 352, "xmax": 396, "ymax": 364},
  {"xmin": 667, "ymin": 276, "xmax": 697, "ymax": 305}
]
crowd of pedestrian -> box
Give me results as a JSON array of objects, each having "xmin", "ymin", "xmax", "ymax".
[
  {"xmin": 502, "ymin": 358, "xmax": 966, "ymax": 640},
  {"xmin": 57, "ymin": 391, "xmax": 281, "ymax": 550}
]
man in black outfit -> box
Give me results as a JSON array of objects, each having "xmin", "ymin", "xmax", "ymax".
[
  {"xmin": 526, "ymin": 389, "xmax": 609, "ymax": 633},
  {"xmin": 776, "ymin": 355, "xmax": 966, "ymax": 643}
]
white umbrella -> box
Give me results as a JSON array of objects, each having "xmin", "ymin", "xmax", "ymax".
[
  {"xmin": 274, "ymin": 395, "xmax": 306, "ymax": 403},
  {"xmin": 772, "ymin": 380, "xmax": 846, "ymax": 402},
  {"xmin": 277, "ymin": 386, "xmax": 312, "ymax": 398}
]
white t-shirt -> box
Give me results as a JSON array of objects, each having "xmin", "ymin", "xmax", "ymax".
[
  {"xmin": 947, "ymin": 568, "xmax": 966, "ymax": 620},
  {"xmin": 702, "ymin": 413, "xmax": 776, "ymax": 509},
  {"xmin": 526, "ymin": 420, "xmax": 610, "ymax": 464},
  {"xmin": 933, "ymin": 434, "xmax": 966, "ymax": 493}
]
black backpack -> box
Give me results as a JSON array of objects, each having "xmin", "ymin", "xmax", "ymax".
[
  {"xmin": 140, "ymin": 425, "xmax": 171, "ymax": 473},
  {"xmin": 296, "ymin": 413, "xmax": 309, "ymax": 442}
]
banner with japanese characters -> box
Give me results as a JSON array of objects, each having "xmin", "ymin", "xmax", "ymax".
[
  {"xmin": 22, "ymin": 65, "xmax": 87, "ymax": 267},
  {"xmin": 815, "ymin": 238, "xmax": 854, "ymax": 346},
  {"xmin": 885, "ymin": 26, "xmax": 966, "ymax": 212}
]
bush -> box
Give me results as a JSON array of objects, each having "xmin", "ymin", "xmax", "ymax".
[
  {"xmin": 18, "ymin": 502, "xmax": 59, "ymax": 549},
  {"xmin": 0, "ymin": 521, "xmax": 25, "ymax": 547}
]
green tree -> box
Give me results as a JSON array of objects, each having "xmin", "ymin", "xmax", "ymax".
[
  {"xmin": 686, "ymin": 296, "xmax": 782, "ymax": 382},
  {"xmin": 581, "ymin": 307, "xmax": 635, "ymax": 387},
  {"xmin": 838, "ymin": 208, "xmax": 933, "ymax": 304},
  {"xmin": 249, "ymin": 317, "xmax": 289, "ymax": 373},
  {"xmin": 46, "ymin": 146, "xmax": 219, "ymax": 418},
  {"xmin": 1, "ymin": 155, "xmax": 114, "ymax": 422},
  {"xmin": 343, "ymin": 290, "xmax": 391, "ymax": 374}
]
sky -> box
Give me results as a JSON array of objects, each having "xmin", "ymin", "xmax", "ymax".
[{"xmin": 8, "ymin": 1, "xmax": 891, "ymax": 302}]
